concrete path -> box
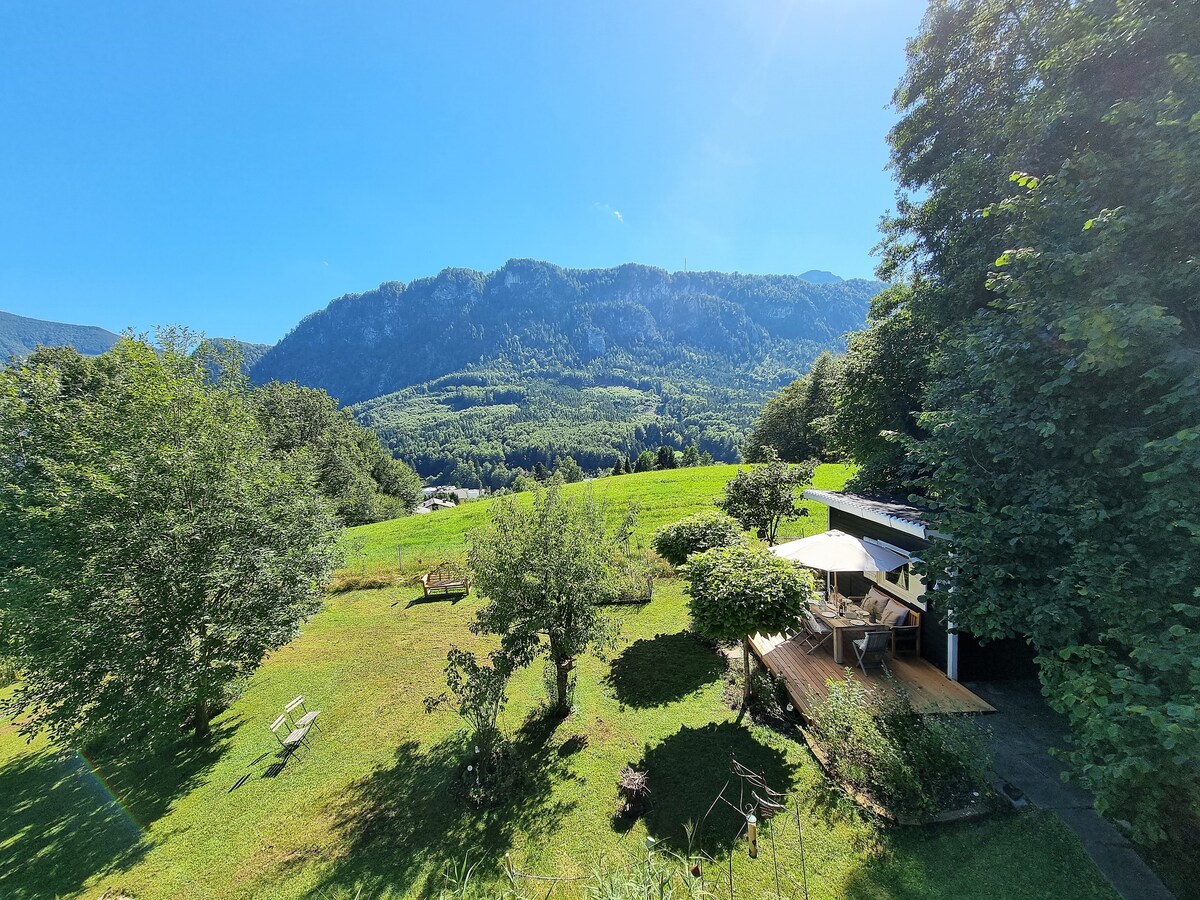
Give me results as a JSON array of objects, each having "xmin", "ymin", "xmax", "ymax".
[{"xmin": 966, "ymin": 680, "xmax": 1175, "ymax": 900}]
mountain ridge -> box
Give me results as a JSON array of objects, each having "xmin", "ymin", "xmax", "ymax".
[
  {"xmin": 250, "ymin": 259, "xmax": 883, "ymax": 487},
  {"xmin": 0, "ymin": 310, "xmax": 121, "ymax": 361}
]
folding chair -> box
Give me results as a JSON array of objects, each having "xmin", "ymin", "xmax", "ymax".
[
  {"xmin": 270, "ymin": 714, "xmax": 312, "ymax": 758},
  {"xmin": 853, "ymin": 630, "xmax": 892, "ymax": 676},
  {"xmin": 284, "ymin": 696, "xmax": 322, "ymax": 733},
  {"xmin": 797, "ymin": 609, "xmax": 833, "ymax": 656}
]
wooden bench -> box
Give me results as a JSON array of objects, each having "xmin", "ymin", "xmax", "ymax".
[{"xmin": 421, "ymin": 563, "xmax": 470, "ymax": 598}]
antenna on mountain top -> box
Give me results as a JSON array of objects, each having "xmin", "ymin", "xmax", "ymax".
[{"xmin": 684, "ymin": 257, "xmax": 688, "ymax": 273}]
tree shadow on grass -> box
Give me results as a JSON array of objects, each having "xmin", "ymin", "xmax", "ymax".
[
  {"xmin": 634, "ymin": 722, "xmax": 795, "ymax": 857},
  {"xmin": 605, "ymin": 631, "xmax": 726, "ymax": 708},
  {"xmin": 0, "ymin": 719, "xmax": 236, "ymax": 900},
  {"xmin": 313, "ymin": 713, "xmax": 580, "ymax": 898}
]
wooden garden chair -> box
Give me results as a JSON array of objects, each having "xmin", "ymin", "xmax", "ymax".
[
  {"xmin": 270, "ymin": 714, "xmax": 312, "ymax": 758},
  {"xmin": 853, "ymin": 630, "xmax": 892, "ymax": 676},
  {"xmin": 284, "ymin": 696, "xmax": 321, "ymax": 733}
]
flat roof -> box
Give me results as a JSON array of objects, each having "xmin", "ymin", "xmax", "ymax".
[{"xmin": 802, "ymin": 489, "xmax": 932, "ymax": 539}]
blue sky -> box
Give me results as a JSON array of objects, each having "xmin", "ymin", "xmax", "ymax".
[{"xmin": 1, "ymin": 1, "xmax": 925, "ymax": 344}]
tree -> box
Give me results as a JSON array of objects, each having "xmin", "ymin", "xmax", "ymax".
[
  {"xmin": 879, "ymin": 0, "xmax": 1200, "ymax": 844},
  {"xmin": 717, "ymin": 449, "xmax": 815, "ymax": 545},
  {"xmin": 652, "ymin": 511, "xmax": 746, "ymax": 567},
  {"xmin": 468, "ymin": 480, "xmax": 621, "ymax": 716},
  {"xmin": 685, "ymin": 546, "xmax": 816, "ymax": 702},
  {"xmin": 655, "ymin": 446, "xmax": 678, "ymax": 469},
  {"xmin": 611, "ymin": 457, "xmax": 626, "ymax": 476},
  {"xmin": 425, "ymin": 647, "xmax": 512, "ymax": 783},
  {"xmin": 633, "ymin": 451, "xmax": 656, "ymax": 473},
  {"xmin": 252, "ymin": 381, "xmax": 421, "ymax": 524},
  {"xmin": 681, "ymin": 445, "xmax": 700, "ymax": 467},
  {"xmin": 0, "ymin": 337, "xmax": 339, "ymax": 747},
  {"xmin": 746, "ymin": 352, "xmax": 842, "ymax": 463},
  {"xmin": 532, "ymin": 462, "xmax": 550, "ymax": 481},
  {"xmin": 556, "ymin": 455, "xmax": 585, "ymax": 483}
]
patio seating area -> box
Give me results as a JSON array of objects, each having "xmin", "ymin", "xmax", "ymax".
[{"xmin": 749, "ymin": 630, "xmax": 995, "ymax": 716}]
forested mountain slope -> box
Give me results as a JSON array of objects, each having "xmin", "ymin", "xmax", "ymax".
[
  {"xmin": 251, "ymin": 260, "xmax": 882, "ymax": 487},
  {"xmin": 0, "ymin": 310, "xmax": 120, "ymax": 361}
]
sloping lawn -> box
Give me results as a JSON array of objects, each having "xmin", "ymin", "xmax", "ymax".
[
  {"xmin": 0, "ymin": 466, "xmax": 1117, "ymax": 898},
  {"xmin": 345, "ymin": 463, "xmax": 855, "ymax": 570}
]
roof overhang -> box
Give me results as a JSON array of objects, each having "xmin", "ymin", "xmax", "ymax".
[{"xmin": 803, "ymin": 489, "xmax": 930, "ymax": 540}]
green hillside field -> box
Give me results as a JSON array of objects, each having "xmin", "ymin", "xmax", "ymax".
[{"xmin": 0, "ymin": 465, "xmax": 1116, "ymax": 899}]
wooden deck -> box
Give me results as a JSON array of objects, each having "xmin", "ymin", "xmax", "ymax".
[{"xmin": 748, "ymin": 632, "xmax": 995, "ymax": 717}]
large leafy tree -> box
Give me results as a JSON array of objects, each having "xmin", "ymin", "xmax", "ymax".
[
  {"xmin": 0, "ymin": 336, "xmax": 339, "ymax": 746},
  {"xmin": 879, "ymin": 0, "xmax": 1200, "ymax": 843},
  {"xmin": 468, "ymin": 480, "xmax": 620, "ymax": 716},
  {"xmin": 717, "ymin": 449, "xmax": 815, "ymax": 545},
  {"xmin": 252, "ymin": 381, "xmax": 421, "ymax": 525},
  {"xmin": 746, "ymin": 351, "xmax": 842, "ymax": 464},
  {"xmin": 685, "ymin": 546, "xmax": 816, "ymax": 703}
]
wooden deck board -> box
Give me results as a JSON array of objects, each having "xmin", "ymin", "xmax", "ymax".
[{"xmin": 748, "ymin": 632, "xmax": 995, "ymax": 717}]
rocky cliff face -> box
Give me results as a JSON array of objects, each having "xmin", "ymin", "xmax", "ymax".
[{"xmin": 251, "ymin": 259, "xmax": 882, "ymax": 404}]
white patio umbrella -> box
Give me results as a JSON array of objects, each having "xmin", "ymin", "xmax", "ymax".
[{"xmin": 772, "ymin": 529, "xmax": 910, "ymax": 597}]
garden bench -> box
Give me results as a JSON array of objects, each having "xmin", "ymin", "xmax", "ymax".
[{"xmin": 421, "ymin": 563, "xmax": 470, "ymax": 598}]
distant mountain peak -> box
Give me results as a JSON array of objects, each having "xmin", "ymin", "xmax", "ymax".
[
  {"xmin": 0, "ymin": 310, "xmax": 120, "ymax": 362},
  {"xmin": 798, "ymin": 270, "xmax": 843, "ymax": 284}
]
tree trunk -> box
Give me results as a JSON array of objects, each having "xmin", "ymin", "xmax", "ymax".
[
  {"xmin": 554, "ymin": 656, "xmax": 573, "ymax": 717},
  {"xmin": 742, "ymin": 637, "xmax": 753, "ymax": 705},
  {"xmin": 193, "ymin": 697, "xmax": 211, "ymax": 740}
]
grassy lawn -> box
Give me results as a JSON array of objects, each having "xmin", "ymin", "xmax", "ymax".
[
  {"xmin": 0, "ymin": 466, "xmax": 1118, "ymax": 899},
  {"xmin": 345, "ymin": 463, "xmax": 855, "ymax": 571}
]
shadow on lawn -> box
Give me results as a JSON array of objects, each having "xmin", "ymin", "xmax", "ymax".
[
  {"xmin": 606, "ymin": 631, "xmax": 725, "ymax": 708},
  {"xmin": 634, "ymin": 722, "xmax": 795, "ymax": 857},
  {"xmin": 0, "ymin": 720, "xmax": 235, "ymax": 900},
  {"xmin": 314, "ymin": 713, "xmax": 579, "ymax": 898}
]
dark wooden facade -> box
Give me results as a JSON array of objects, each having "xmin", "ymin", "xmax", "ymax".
[{"xmin": 824, "ymin": 502, "xmax": 1035, "ymax": 682}]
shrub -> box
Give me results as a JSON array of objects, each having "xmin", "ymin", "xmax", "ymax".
[
  {"xmin": 805, "ymin": 673, "xmax": 991, "ymax": 817},
  {"xmin": 652, "ymin": 511, "xmax": 746, "ymax": 567}
]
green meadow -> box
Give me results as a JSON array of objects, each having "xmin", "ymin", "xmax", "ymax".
[{"xmin": 0, "ymin": 466, "xmax": 1116, "ymax": 899}]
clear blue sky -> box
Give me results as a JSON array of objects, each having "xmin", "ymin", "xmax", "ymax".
[{"xmin": 0, "ymin": 1, "xmax": 925, "ymax": 344}]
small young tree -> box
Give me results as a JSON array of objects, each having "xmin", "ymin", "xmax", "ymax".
[
  {"xmin": 684, "ymin": 546, "xmax": 816, "ymax": 703},
  {"xmin": 611, "ymin": 457, "xmax": 627, "ymax": 477},
  {"xmin": 425, "ymin": 647, "xmax": 512, "ymax": 782},
  {"xmin": 655, "ymin": 446, "xmax": 678, "ymax": 469},
  {"xmin": 681, "ymin": 445, "xmax": 701, "ymax": 467},
  {"xmin": 652, "ymin": 510, "xmax": 746, "ymax": 567},
  {"xmin": 717, "ymin": 448, "xmax": 815, "ymax": 545},
  {"xmin": 633, "ymin": 450, "xmax": 657, "ymax": 473},
  {"xmin": 469, "ymin": 480, "xmax": 621, "ymax": 717}
]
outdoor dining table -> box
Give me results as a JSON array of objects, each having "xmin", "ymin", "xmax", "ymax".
[{"xmin": 812, "ymin": 598, "xmax": 878, "ymax": 664}]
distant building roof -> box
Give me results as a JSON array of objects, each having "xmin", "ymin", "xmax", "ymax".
[{"xmin": 802, "ymin": 489, "xmax": 940, "ymax": 540}]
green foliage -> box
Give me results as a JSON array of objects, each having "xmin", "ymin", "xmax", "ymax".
[
  {"xmin": 655, "ymin": 445, "xmax": 678, "ymax": 469},
  {"xmin": 469, "ymin": 480, "xmax": 623, "ymax": 715},
  {"xmin": 683, "ymin": 545, "xmax": 816, "ymax": 644},
  {"xmin": 806, "ymin": 675, "xmax": 992, "ymax": 817},
  {"xmin": 746, "ymin": 351, "xmax": 842, "ymax": 463},
  {"xmin": 651, "ymin": 510, "xmax": 747, "ymax": 567},
  {"xmin": 716, "ymin": 448, "xmax": 815, "ymax": 544},
  {"xmin": 253, "ymin": 381, "xmax": 421, "ymax": 525},
  {"xmin": 0, "ymin": 336, "xmax": 339, "ymax": 747},
  {"xmin": 555, "ymin": 455, "xmax": 584, "ymax": 483},
  {"xmin": 867, "ymin": 0, "xmax": 1200, "ymax": 846},
  {"xmin": 826, "ymin": 294, "xmax": 935, "ymax": 491},
  {"xmin": 633, "ymin": 450, "xmax": 657, "ymax": 472},
  {"xmin": 680, "ymin": 445, "xmax": 700, "ymax": 467},
  {"xmin": 425, "ymin": 647, "xmax": 513, "ymax": 784}
]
